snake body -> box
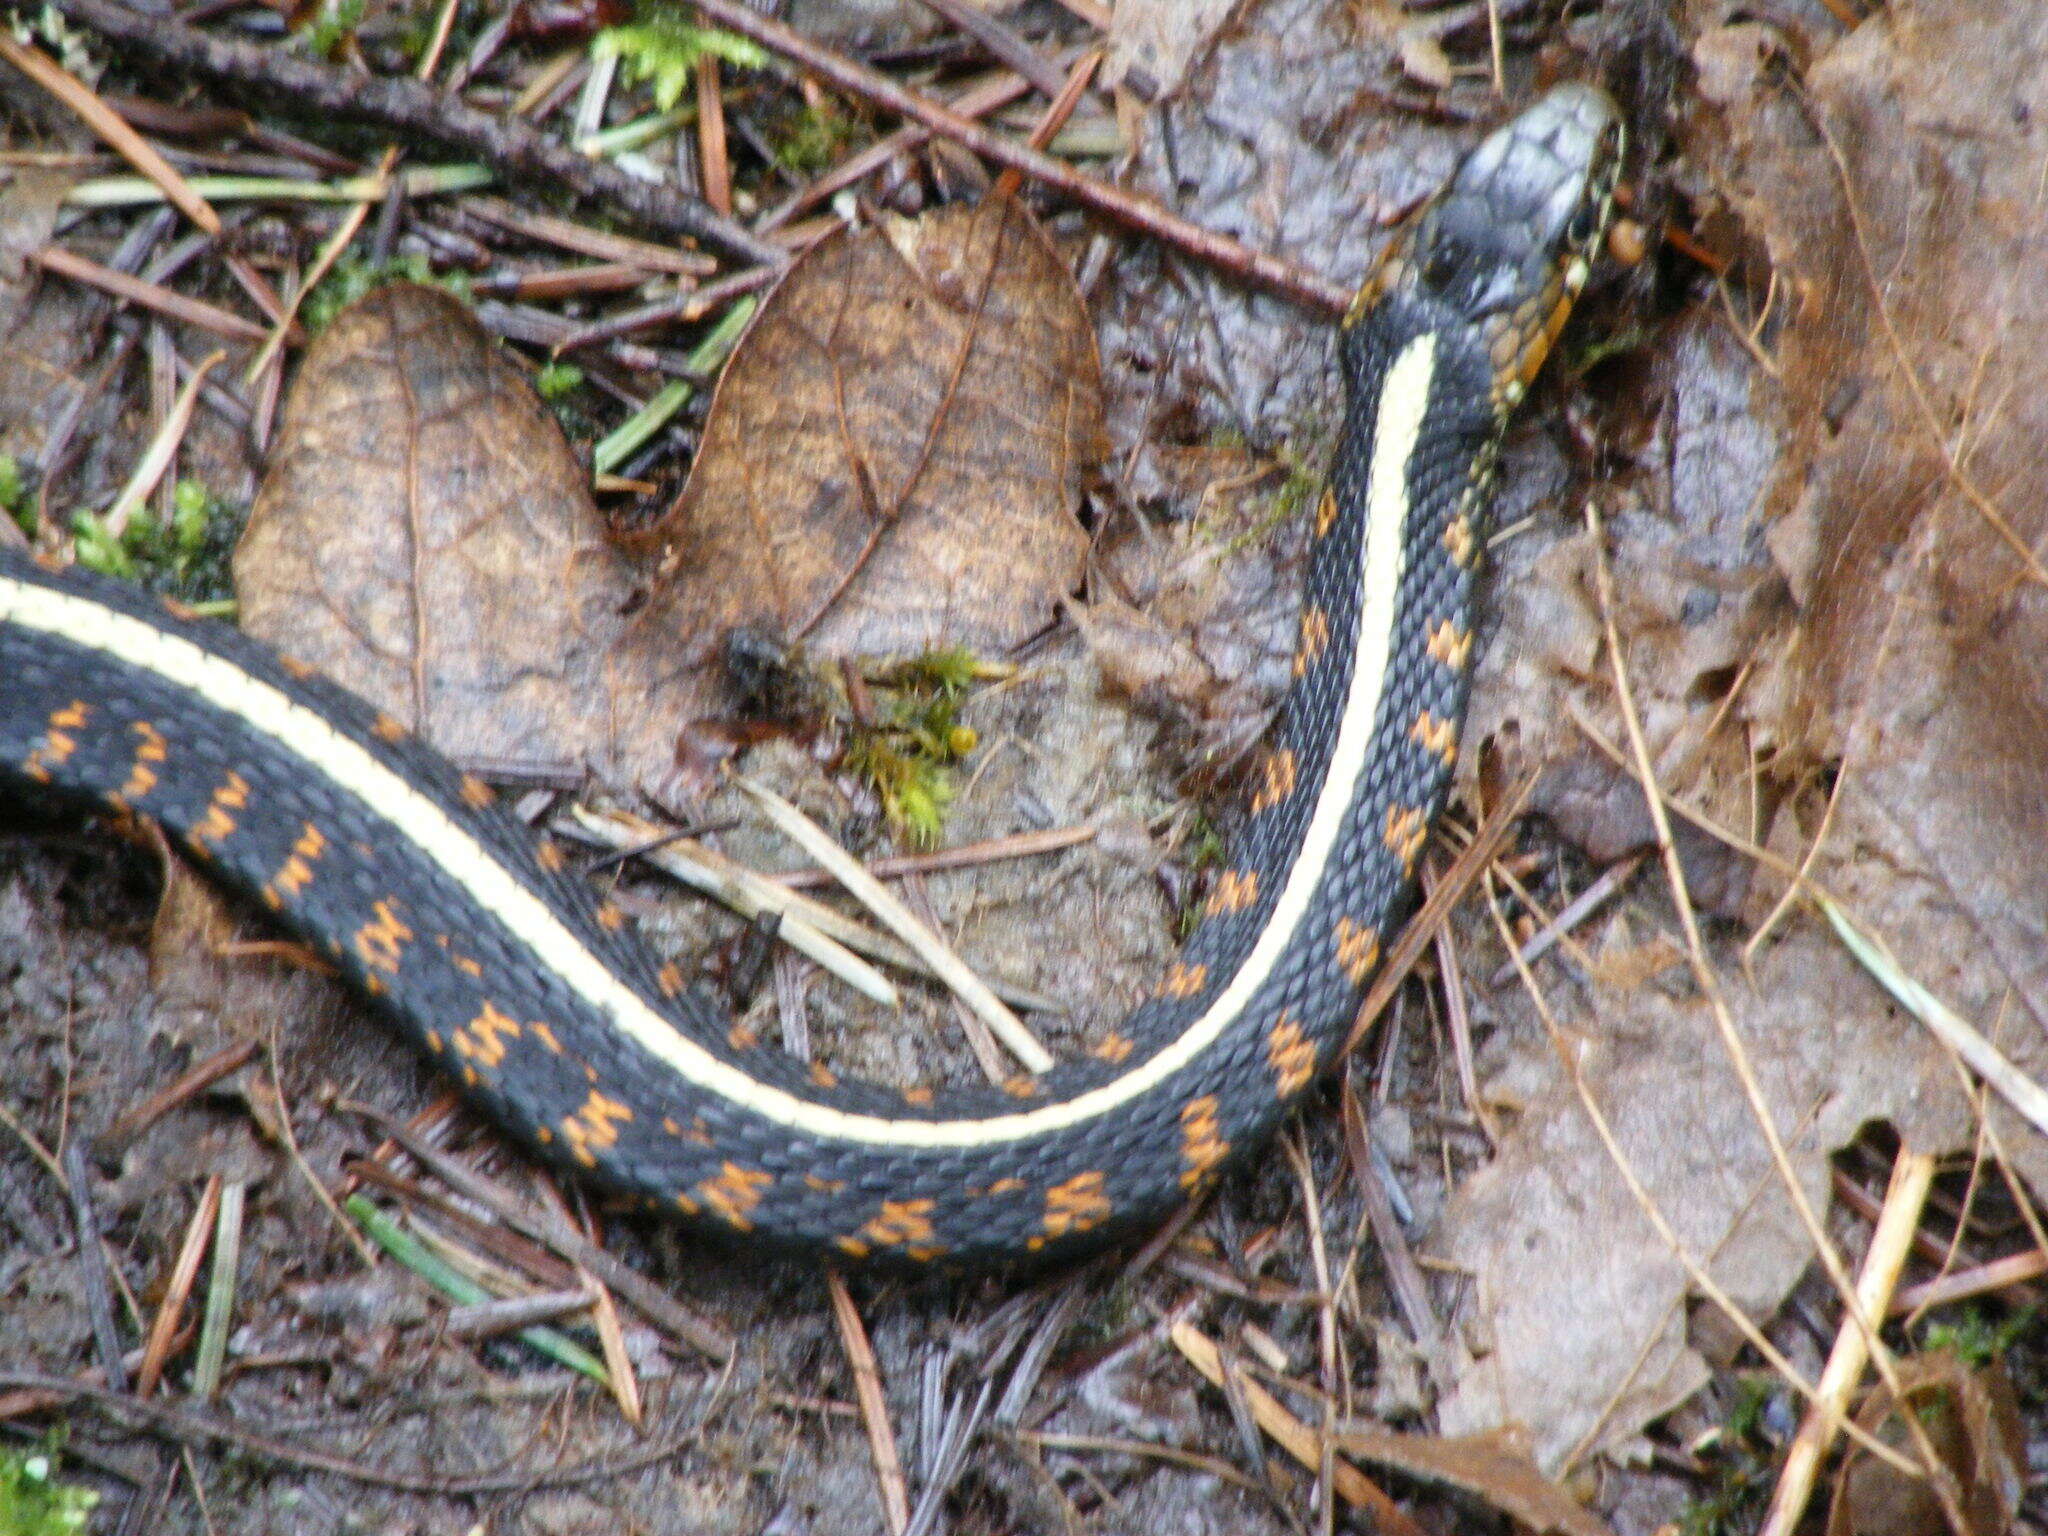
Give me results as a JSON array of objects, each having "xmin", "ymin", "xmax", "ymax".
[{"xmin": 0, "ymin": 87, "xmax": 1618, "ymax": 1267}]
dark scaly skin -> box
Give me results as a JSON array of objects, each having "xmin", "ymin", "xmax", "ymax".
[{"xmin": 0, "ymin": 87, "xmax": 1619, "ymax": 1268}]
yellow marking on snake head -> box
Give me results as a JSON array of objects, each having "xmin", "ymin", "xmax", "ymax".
[
  {"xmin": 1027, "ymin": 1171, "xmax": 1111, "ymax": 1249},
  {"xmin": 353, "ymin": 899, "xmax": 413, "ymax": 974},
  {"xmin": 696, "ymin": 1162, "xmax": 773, "ymax": 1230},
  {"xmin": 1426, "ymin": 618, "xmax": 1472, "ymax": 672},
  {"xmin": 1333, "ymin": 916, "xmax": 1380, "ymax": 986},
  {"xmin": 1382, "ymin": 805, "xmax": 1428, "ymax": 875},
  {"xmin": 1292, "ymin": 606, "xmax": 1331, "ymax": 679},
  {"xmin": 1266, "ymin": 1015, "xmax": 1317, "ymax": 1098},
  {"xmin": 1251, "ymin": 748, "xmax": 1298, "ymax": 815},
  {"xmin": 1409, "ymin": 710, "xmax": 1457, "ymax": 765},
  {"xmin": 1178, "ymin": 1096, "xmax": 1230, "ymax": 1191}
]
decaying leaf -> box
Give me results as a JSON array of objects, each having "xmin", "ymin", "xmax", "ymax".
[
  {"xmin": 1824, "ymin": 1350, "xmax": 2025, "ymax": 1536},
  {"xmin": 630, "ymin": 199, "xmax": 1100, "ymax": 673},
  {"xmin": 1426, "ymin": 0, "xmax": 2048, "ymax": 1468},
  {"xmin": 235, "ymin": 282, "xmax": 704, "ymax": 792}
]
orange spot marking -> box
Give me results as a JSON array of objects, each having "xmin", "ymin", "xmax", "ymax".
[
  {"xmin": 278, "ymin": 654, "xmax": 317, "ymax": 681},
  {"xmin": 1313, "ymin": 486, "xmax": 1340, "ymax": 538},
  {"xmin": 809, "ymin": 1062, "xmax": 839, "ymax": 1089},
  {"xmin": 454, "ymin": 1002, "xmax": 522, "ymax": 1068},
  {"xmin": 536, "ymin": 836, "xmax": 566, "ymax": 873},
  {"xmin": 986, "ymin": 1177, "xmax": 1026, "ymax": 1197},
  {"xmin": 451, "ymin": 953, "xmax": 483, "ymax": 978},
  {"xmin": 1179, "ymin": 1095, "xmax": 1230, "ymax": 1191},
  {"xmin": 1089, "ymin": 1032, "xmax": 1135, "ymax": 1064},
  {"xmin": 190, "ymin": 770, "xmax": 251, "ymax": 850},
  {"xmin": 1266, "ymin": 1015, "xmax": 1316, "ymax": 1097},
  {"xmin": 1251, "ymin": 747, "xmax": 1298, "ymax": 815},
  {"xmin": 1426, "ymin": 618, "xmax": 1473, "ymax": 672},
  {"xmin": 1027, "ymin": 1171, "xmax": 1111, "ymax": 1250},
  {"xmin": 1333, "ymin": 916, "xmax": 1381, "ymax": 987},
  {"xmin": 1292, "ymin": 605, "xmax": 1332, "ymax": 679},
  {"xmin": 657, "ymin": 962, "xmax": 685, "ymax": 997},
  {"xmin": 425, "ymin": 1029, "xmax": 443, "ymax": 1053},
  {"xmin": 900, "ymin": 1085, "xmax": 934, "ymax": 1106},
  {"xmin": 530, "ymin": 1021, "xmax": 563, "ymax": 1055},
  {"xmin": 695, "ymin": 1162, "xmax": 772, "ymax": 1231},
  {"xmin": 559, "ymin": 1087, "xmax": 634, "ymax": 1168},
  {"xmin": 1203, "ymin": 868, "xmax": 1258, "ymax": 918},
  {"xmin": 353, "ymin": 899, "xmax": 413, "ymax": 974},
  {"xmin": 674, "ymin": 1191, "xmax": 701, "ymax": 1216},
  {"xmin": 1442, "ymin": 514, "xmax": 1476, "ymax": 568},
  {"xmin": 1409, "ymin": 710, "xmax": 1457, "ymax": 766},
  {"xmin": 858, "ymin": 1198, "xmax": 941, "ymax": 1260},
  {"xmin": 1157, "ymin": 961, "xmax": 1208, "ymax": 1000},
  {"xmin": 596, "ymin": 902, "xmax": 626, "ymax": 932},
  {"xmin": 804, "ymin": 1173, "xmax": 847, "ymax": 1194},
  {"xmin": 834, "ymin": 1236, "xmax": 870, "ymax": 1259},
  {"xmin": 372, "ymin": 713, "xmax": 407, "ymax": 744},
  {"xmin": 115, "ymin": 721, "xmax": 168, "ymax": 805},
  {"xmin": 1383, "ymin": 804, "xmax": 1427, "ymax": 875},
  {"xmin": 1002, "ymin": 1075, "xmax": 1041, "ymax": 1099},
  {"xmin": 267, "ymin": 822, "xmax": 328, "ymax": 905},
  {"xmin": 728, "ymin": 1024, "xmax": 759, "ymax": 1052}
]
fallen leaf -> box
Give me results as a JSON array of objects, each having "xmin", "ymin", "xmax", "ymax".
[
  {"xmin": 1825, "ymin": 1350, "xmax": 2026, "ymax": 1536},
  {"xmin": 630, "ymin": 199, "xmax": 1099, "ymax": 671}
]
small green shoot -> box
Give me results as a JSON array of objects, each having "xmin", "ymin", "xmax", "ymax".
[
  {"xmin": 72, "ymin": 479, "xmax": 240, "ymax": 603},
  {"xmin": 302, "ymin": 253, "xmax": 470, "ymax": 334},
  {"xmin": 299, "ymin": 0, "xmax": 365, "ymax": 60},
  {"xmin": 535, "ymin": 360, "xmax": 586, "ymax": 400},
  {"xmin": 0, "ymin": 453, "xmax": 30, "ymax": 536},
  {"xmin": 0, "ymin": 1438, "xmax": 98, "ymax": 1536},
  {"xmin": 593, "ymin": 12, "xmax": 767, "ymax": 111}
]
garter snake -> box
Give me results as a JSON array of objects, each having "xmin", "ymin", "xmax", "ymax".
[{"xmin": 0, "ymin": 86, "xmax": 1620, "ymax": 1267}]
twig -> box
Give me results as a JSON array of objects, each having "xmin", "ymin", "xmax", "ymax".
[
  {"xmin": 1758, "ymin": 1146, "xmax": 1937, "ymax": 1536},
  {"xmin": 827, "ymin": 1272, "xmax": 910, "ymax": 1536},
  {"xmin": 95, "ymin": 1041, "xmax": 260, "ymax": 1159},
  {"xmin": 1890, "ymin": 1247, "xmax": 2048, "ymax": 1317},
  {"xmin": 1487, "ymin": 851, "xmax": 1644, "ymax": 987},
  {"xmin": 1168, "ymin": 1321, "xmax": 1429, "ymax": 1536},
  {"xmin": 34, "ymin": 245, "xmax": 267, "ymax": 342},
  {"xmin": 769, "ymin": 823, "xmax": 1095, "ymax": 890},
  {"xmin": 687, "ymin": 0, "xmax": 1350, "ymax": 316},
  {"xmin": 0, "ymin": 1372, "xmax": 704, "ymax": 1494},
  {"xmin": 46, "ymin": 0, "xmax": 783, "ymax": 266},
  {"xmin": 1340, "ymin": 1074, "xmax": 1438, "ymax": 1347},
  {"xmin": 911, "ymin": 0, "xmax": 1069, "ymax": 97},
  {"xmin": 735, "ymin": 778, "xmax": 1053, "ymax": 1073},
  {"xmin": 134, "ymin": 1176, "xmax": 221, "ymax": 1398},
  {"xmin": 0, "ymin": 31, "xmax": 219, "ymax": 233},
  {"xmin": 462, "ymin": 195, "xmax": 717, "ymax": 276},
  {"xmin": 104, "ymin": 348, "xmax": 225, "ymax": 536}
]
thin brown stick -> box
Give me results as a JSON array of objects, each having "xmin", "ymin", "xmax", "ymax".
[
  {"xmin": 135, "ymin": 1176, "xmax": 221, "ymax": 1397},
  {"xmin": 1759, "ymin": 1147, "xmax": 1937, "ymax": 1536},
  {"xmin": 34, "ymin": 244, "xmax": 268, "ymax": 341},
  {"xmin": 0, "ymin": 32, "xmax": 220, "ymax": 233},
  {"xmin": 47, "ymin": 0, "xmax": 781, "ymax": 265},
  {"xmin": 827, "ymin": 1271, "xmax": 910, "ymax": 1535},
  {"xmin": 769, "ymin": 823, "xmax": 1096, "ymax": 890},
  {"xmin": 912, "ymin": 0, "xmax": 1069, "ymax": 97},
  {"xmin": 463, "ymin": 195, "xmax": 717, "ymax": 276},
  {"xmin": 688, "ymin": 0, "xmax": 1350, "ymax": 316},
  {"xmin": 695, "ymin": 55, "xmax": 731, "ymax": 217},
  {"xmin": 1891, "ymin": 1247, "xmax": 2048, "ymax": 1316},
  {"xmin": 96, "ymin": 1039, "xmax": 260, "ymax": 1156}
]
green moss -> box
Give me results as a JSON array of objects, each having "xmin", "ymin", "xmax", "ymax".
[
  {"xmin": 0, "ymin": 1438, "xmax": 98, "ymax": 1536},
  {"xmin": 1921, "ymin": 1305, "xmax": 2034, "ymax": 1370},
  {"xmin": 593, "ymin": 10, "xmax": 766, "ymax": 111},
  {"xmin": 534, "ymin": 360, "xmax": 586, "ymax": 401},
  {"xmin": 841, "ymin": 649, "xmax": 988, "ymax": 847},
  {"xmin": 774, "ymin": 102, "xmax": 861, "ymax": 178},
  {"xmin": 72, "ymin": 478, "xmax": 243, "ymax": 605},
  {"xmin": 0, "ymin": 453, "xmax": 30, "ymax": 537},
  {"xmin": 302, "ymin": 253, "xmax": 470, "ymax": 335},
  {"xmin": 300, "ymin": 0, "xmax": 366, "ymax": 60}
]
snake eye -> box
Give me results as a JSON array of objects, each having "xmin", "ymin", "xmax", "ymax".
[{"xmin": 1566, "ymin": 202, "xmax": 1602, "ymax": 250}]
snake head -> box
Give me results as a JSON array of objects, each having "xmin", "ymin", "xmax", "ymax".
[{"xmin": 1350, "ymin": 84, "xmax": 1623, "ymax": 409}]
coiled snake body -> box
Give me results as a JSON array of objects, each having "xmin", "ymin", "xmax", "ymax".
[{"xmin": 0, "ymin": 87, "xmax": 1619, "ymax": 1267}]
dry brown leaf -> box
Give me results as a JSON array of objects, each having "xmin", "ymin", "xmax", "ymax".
[
  {"xmin": 1333, "ymin": 1422, "xmax": 1617, "ymax": 1536},
  {"xmin": 1430, "ymin": 0, "xmax": 2048, "ymax": 1469},
  {"xmin": 632, "ymin": 200, "xmax": 1099, "ymax": 669},
  {"xmin": 1824, "ymin": 1350, "xmax": 2026, "ymax": 1536},
  {"xmin": 235, "ymin": 282, "xmax": 702, "ymax": 792}
]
